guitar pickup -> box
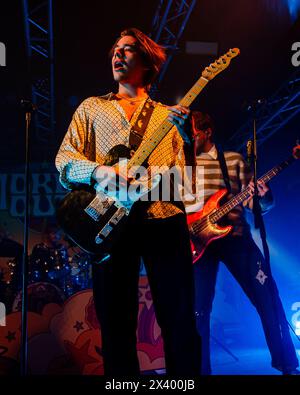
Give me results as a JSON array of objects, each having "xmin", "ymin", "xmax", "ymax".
[
  {"xmin": 85, "ymin": 194, "xmax": 115, "ymax": 221},
  {"xmin": 95, "ymin": 207, "xmax": 128, "ymax": 244}
]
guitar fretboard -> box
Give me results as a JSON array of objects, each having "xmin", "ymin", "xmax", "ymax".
[
  {"xmin": 127, "ymin": 77, "xmax": 209, "ymax": 170},
  {"xmin": 209, "ymin": 156, "xmax": 295, "ymax": 223}
]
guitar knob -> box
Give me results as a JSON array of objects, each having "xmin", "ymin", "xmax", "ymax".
[{"xmin": 98, "ymin": 254, "xmax": 111, "ymax": 264}]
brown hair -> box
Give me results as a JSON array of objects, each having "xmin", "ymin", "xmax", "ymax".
[
  {"xmin": 110, "ymin": 28, "xmax": 166, "ymax": 88},
  {"xmin": 191, "ymin": 111, "xmax": 214, "ymax": 137}
]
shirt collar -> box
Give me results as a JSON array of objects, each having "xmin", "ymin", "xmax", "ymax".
[{"xmin": 197, "ymin": 144, "xmax": 218, "ymax": 160}]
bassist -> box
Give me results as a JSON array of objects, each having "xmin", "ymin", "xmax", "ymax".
[{"xmin": 186, "ymin": 111, "xmax": 299, "ymax": 375}]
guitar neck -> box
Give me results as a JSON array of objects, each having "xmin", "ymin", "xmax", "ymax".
[
  {"xmin": 210, "ymin": 155, "xmax": 296, "ymax": 223},
  {"xmin": 127, "ymin": 76, "xmax": 209, "ymax": 170}
]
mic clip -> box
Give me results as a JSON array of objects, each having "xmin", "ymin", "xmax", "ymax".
[
  {"xmin": 20, "ymin": 99, "xmax": 38, "ymax": 112},
  {"xmin": 246, "ymin": 98, "xmax": 266, "ymax": 112},
  {"xmin": 247, "ymin": 140, "xmax": 253, "ymax": 165}
]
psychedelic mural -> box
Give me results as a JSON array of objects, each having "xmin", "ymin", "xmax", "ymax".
[{"xmin": 0, "ymin": 279, "xmax": 165, "ymax": 375}]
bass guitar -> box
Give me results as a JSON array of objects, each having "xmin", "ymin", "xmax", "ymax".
[{"xmin": 187, "ymin": 147, "xmax": 300, "ymax": 264}]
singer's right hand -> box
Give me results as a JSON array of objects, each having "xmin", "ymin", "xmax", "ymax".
[{"xmin": 92, "ymin": 164, "xmax": 129, "ymax": 190}]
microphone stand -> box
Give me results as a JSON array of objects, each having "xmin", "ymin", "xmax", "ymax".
[
  {"xmin": 247, "ymin": 100, "xmax": 269, "ymax": 255},
  {"xmin": 251, "ymin": 107, "xmax": 264, "ymax": 232},
  {"xmin": 20, "ymin": 100, "xmax": 36, "ymax": 376},
  {"xmin": 248, "ymin": 101, "xmax": 287, "ymax": 374}
]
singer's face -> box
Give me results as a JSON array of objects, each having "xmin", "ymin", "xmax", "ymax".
[{"xmin": 112, "ymin": 35, "xmax": 146, "ymax": 86}]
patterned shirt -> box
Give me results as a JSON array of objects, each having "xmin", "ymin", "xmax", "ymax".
[
  {"xmin": 183, "ymin": 145, "xmax": 273, "ymax": 236},
  {"xmin": 55, "ymin": 94, "xmax": 187, "ymax": 219}
]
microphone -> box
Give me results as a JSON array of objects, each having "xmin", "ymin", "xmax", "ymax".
[
  {"xmin": 246, "ymin": 139, "xmax": 253, "ymax": 165},
  {"xmin": 241, "ymin": 98, "xmax": 266, "ymax": 112},
  {"xmin": 20, "ymin": 99, "xmax": 38, "ymax": 112}
]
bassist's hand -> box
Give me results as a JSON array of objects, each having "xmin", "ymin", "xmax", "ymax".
[
  {"xmin": 292, "ymin": 145, "xmax": 300, "ymax": 159},
  {"xmin": 248, "ymin": 179, "xmax": 269, "ymax": 198},
  {"xmin": 244, "ymin": 179, "xmax": 269, "ymax": 209}
]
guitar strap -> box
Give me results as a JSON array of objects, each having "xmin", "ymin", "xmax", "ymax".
[
  {"xmin": 129, "ymin": 97, "xmax": 155, "ymax": 151},
  {"xmin": 101, "ymin": 93, "xmax": 155, "ymax": 151},
  {"xmin": 216, "ymin": 145, "xmax": 232, "ymax": 194}
]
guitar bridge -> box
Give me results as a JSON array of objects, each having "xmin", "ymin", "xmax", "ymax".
[
  {"xmin": 84, "ymin": 192, "xmax": 115, "ymax": 221},
  {"xmin": 95, "ymin": 207, "xmax": 128, "ymax": 244}
]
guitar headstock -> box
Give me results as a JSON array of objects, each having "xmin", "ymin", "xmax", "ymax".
[
  {"xmin": 292, "ymin": 145, "xmax": 300, "ymax": 159},
  {"xmin": 202, "ymin": 48, "xmax": 240, "ymax": 81}
]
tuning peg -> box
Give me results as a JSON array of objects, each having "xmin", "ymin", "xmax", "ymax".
[{"xmin": 230, "ymin": 48, "xmax": 240, "ymax": 55}]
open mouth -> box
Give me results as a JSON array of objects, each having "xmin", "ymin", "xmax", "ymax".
[{"xmin": 114, "ymin": 61, "xmax": 126, "ymax": 71}]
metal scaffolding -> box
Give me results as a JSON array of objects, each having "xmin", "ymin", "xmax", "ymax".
[
  {"xmin": 22, "ymin": 0, "xmax": 55, "ymax": 142},
  {"xmin": 227, "ymin": 69, "xmax": 300, "ymax": 153},
  {"xmin": 150, "ymin": 0, "xmax": 197, "ymax": 96}
]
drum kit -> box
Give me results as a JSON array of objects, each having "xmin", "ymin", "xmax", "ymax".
[
  {"xmin": 0, "ymin": 241, "xmax": 93, "ymax": 312},
  {"xmin": 28, "ymin": 242, "xmax": 93, "ymax": 297}
]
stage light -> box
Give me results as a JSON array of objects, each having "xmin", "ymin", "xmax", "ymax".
[
  {"xmin": 264, "ymin": 0, "xmax": 300, "ymax": 22},
  {"xmin": 286, "ymin": 0, "xmax": 300, "ymax": 21}
]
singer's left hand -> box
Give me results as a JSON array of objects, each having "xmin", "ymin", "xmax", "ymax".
[{"xmin": 167, "ymin": 105, "xmax": 192, "ymax": 144}]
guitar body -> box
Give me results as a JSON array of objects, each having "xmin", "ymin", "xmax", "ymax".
[
  {"xmin": 56, "ymin": 145, "xmax": 160, "ymax": 257},
  {"xmin": 56, "ymin": 187, "xmax": 126, "ymax": 256},
  {"xmin": 187, "ymin": 189, "xmax": 232, "ymax": 264}
]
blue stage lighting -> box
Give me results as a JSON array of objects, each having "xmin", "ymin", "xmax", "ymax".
[{"xmin": 286, "ymin": 0, "xmax": 300, "ymax": 21}]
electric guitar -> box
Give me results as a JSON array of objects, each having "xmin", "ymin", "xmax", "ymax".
[
  {"xmin": 187, "ymin": 146, "xmax": 300, "ymax": 264},
  {"xmin": 56, "ymin": 48, "xmax": 240, "ymax": 258}
]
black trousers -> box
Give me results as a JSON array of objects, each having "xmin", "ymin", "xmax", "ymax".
[
  {"xmin": 194, "ymin": 234, "xmax": 299, "ymax": 375},
  {"xmin": 92, "ymin": 213, "xmax": 201, "ymax": 375}
]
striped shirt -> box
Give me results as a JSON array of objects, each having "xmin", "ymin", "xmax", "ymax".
[
  {"xmin": 55, "ymin": 94, "xmax": 187, "ymax": 219},
  {"xmin": 184, "ymin": 145, "xmax": 253, "ymax": 236}
]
